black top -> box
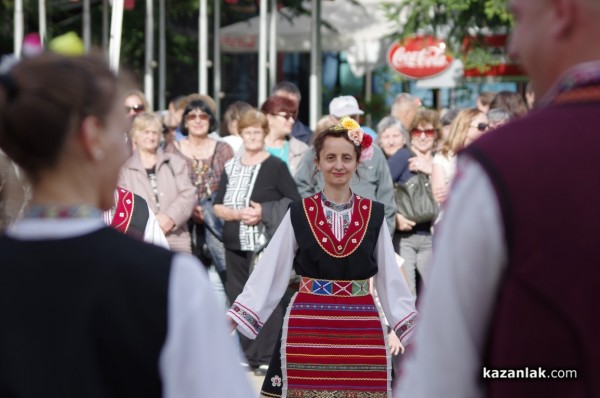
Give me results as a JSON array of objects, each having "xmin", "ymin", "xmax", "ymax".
[
  {"xmin": 0, "ymin": 227, "xmax": 172, "ymax": 397},
  {"xmin": 214, "ymin": 155, "xmax": 300, "ymax": 251},
  {"xmin": 289, "ymin": 199, "xmax": 384, "ymax": 280},
  {"xmin": 127, "ymin": 193, "xmax": 150, "ymax": 241}
]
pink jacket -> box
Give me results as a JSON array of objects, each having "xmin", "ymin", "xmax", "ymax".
[{"xmin": 118, "ymin": 149, "xmax": 195, "ymax": 252}]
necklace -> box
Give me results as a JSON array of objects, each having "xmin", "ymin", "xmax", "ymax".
[
  {"xmin": 192, "ymin": 156, "xmax": 211, "ymax": 187},
  {"xmin": 321, "ymin": 192, "xmax": 354, "ymax": 211}
]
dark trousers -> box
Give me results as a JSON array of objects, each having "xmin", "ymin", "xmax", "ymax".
[{"xmin": 225, "ymin": 248, "xmax": 287, "ymax": 368}]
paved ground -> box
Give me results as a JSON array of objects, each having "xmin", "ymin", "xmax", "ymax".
[{"xmin": 247, "ymin": 371, "xmax": 265, "ymax": 395}]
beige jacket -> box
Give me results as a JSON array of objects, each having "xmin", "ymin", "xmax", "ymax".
[{"xmin": 118, "ymin": 149, "xmax": 195, "ymax": 252}]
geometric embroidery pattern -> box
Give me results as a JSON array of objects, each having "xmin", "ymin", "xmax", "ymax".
[
  {"xmin": 229, "ymin": 302, "xmax": 263, "ymax": 337},
  {"xmin": 303, "ymin": 193, "xmax": 372, "ymax": 258},
  {"xmin": 299, "ymin": 277, "xmax": 370, "ymax": 297}
]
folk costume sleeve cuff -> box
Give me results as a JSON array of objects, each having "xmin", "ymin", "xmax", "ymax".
[
  {"xmin": 227, "ymin": 211, "xmax": 298, "ymax": 340},
  {"xmin": 373, "ymin": 220, "xmax": 417, "ymax": 345}
]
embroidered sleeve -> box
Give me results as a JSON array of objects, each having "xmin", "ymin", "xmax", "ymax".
[
  {"xmin": 373, "ymin": 219, "xmax": 418, "ymax": 344},
  {"xmin": 394, "ymin": 312, "xmax": 417, "ymax": 344},
  {"xmin": 227, "ymin": 302, "xmax": 263, "ymax": 338},
  {"xmin": 226, "ymin": 211, "xmax": 297, "ymax": 340}
]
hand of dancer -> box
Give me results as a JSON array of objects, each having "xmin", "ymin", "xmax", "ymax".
[{"xmin": 388, "ymin": 330, "xmax": 404, "ymax": 355}]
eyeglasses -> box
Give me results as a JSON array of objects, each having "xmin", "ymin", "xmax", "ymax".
[
  {"xmin": 125, "ymin": 104, "xmax": 145, "ymax": 114},
  {"xmin": 186, "ymin": 112, "xmax": 210, "ymax": 122},
  {"xmin": 410, "ymin": 128, "xmax": 436, "ymax": 137},
  {"xmin": 271, "ymin": 112, "xmax": 296, "ymax": 121},
  {"xmin": 470, "ymin": 123, "xmax": 489, "ymax": 132}
]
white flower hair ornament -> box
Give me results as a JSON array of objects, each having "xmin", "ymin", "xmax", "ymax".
[{"xmin": 334, "ymin": 116, "xmax": 374, "ymax": 161}]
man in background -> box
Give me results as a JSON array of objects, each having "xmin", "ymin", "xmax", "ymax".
[
  {"xmin": 272, "ymin": 81, "xmax": 313, "ymax": 145},
  {"xmin": 329, "ymin": 95, "xmax": 377, "ymax": 139},
  {"xmin": 391, "ymin": 93, "xmax": 421, "ymax": 135}
]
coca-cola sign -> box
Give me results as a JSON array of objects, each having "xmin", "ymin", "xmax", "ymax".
[{"xmin": 388, "ymin": 36, "xmax": 453, "ymax": 79}]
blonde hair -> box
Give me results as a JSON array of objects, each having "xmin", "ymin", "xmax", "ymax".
[
  {"xmin": 440, "ymin": 108, "xmax": 483, "ymax": 156},
  {"xmin": 130, "ymin": 112, "xmax": 162, "ymax": 144},
  {"xmin": 237, "ymin": 109, "xmax": 269, "ymax": 135}
]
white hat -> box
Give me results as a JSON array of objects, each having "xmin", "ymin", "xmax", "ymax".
[{"xmin": 329, "ymin": 95, "xmax": 364, "ymax": 117}]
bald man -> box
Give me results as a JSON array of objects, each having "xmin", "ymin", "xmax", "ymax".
[{"xmin": 397, "ymin": 0, "xmax": 600, "ymax": 396}]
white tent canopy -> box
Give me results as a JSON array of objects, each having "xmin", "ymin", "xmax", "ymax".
[
  {"xmin": 220, "ymin": 0, "xmax": 395, "ymax": 75},
  {"xmin": 220, "ymin": 0, "xmax": 400, "ymax": 127}
]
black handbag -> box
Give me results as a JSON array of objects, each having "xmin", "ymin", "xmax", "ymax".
[{"xmin": 394, "ymin": 172, "xmax": 438, "ymax": 224}]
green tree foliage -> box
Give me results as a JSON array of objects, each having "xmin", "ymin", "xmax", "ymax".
[
  {"xmin": 382, "ymin": 0, "xmax": 513, "ymax": 69},
  {"xmin": 0, "ymin": 0, "xmax": 308, "ymax": 102}
]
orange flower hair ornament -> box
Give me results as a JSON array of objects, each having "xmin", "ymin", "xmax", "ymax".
[{"xmin": 334, "ymin": 116, "xmax": 374, "ymax": 161}]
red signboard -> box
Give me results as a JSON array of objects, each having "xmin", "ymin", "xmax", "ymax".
[
  {"xmin": 463, "ymin": 35, "xmax": 526, "ymax": 78},
  {"xmin": 387, "ymin": 36, "xmax": 453, "ymax": 79}
]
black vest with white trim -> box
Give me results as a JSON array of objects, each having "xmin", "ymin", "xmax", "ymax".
[{"xmin": 290, "ymin": 193, "xmax": 383, "ymax": 280}]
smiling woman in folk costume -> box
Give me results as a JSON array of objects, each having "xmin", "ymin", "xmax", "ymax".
[{"xmin": 228, "ymin": 117, "xmax": 417, "ymax": 398}]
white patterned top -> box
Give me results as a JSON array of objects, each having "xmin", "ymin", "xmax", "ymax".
[
  {"xmin": 222, "ymin": 157, "xmax": 266, "ymax": 251},
  {"xmin": 321, "ymin": 192, "xmax": 354, "ymax": 241}
]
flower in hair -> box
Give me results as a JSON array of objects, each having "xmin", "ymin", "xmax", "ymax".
[
  {"xmin": 359, "ymin": 142, "xmax": 374, "ymax": 162},
  {"xmin": 347, "ymin": 127, "xmax": 363, "ymax": 147},
  {"xmin": 360, "ymin": 134, "xmax": 373, "ymax": 149},
  {"xmin": 340, "ymin": 116, "xmax": 360, "ymax": 131},
  {"xmin": 335, "ymin": 116, "xmax": 373, "ymax": 161}
]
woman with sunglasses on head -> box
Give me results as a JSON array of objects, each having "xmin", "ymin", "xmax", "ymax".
[
  {"xmin": 0, "ymin": 52, "xmax": 253, "ymax": 397},
  {"xmin": 260, "ymin": 96, "xmax": 309, "ymax": 176},
  {"xmin": 227, "ymin": 117, "xmax": 416, "ymax": 397},
  {"xmin": 123, "ymin": 89, "xmax": 150, "ymax": 117},
  {"xmin": 431, "ymin": 108, "xmax": 489, "ymax": 207},
  {"xmin": 387, "ymin": 109, "xmax": 441, "ymax": 297}
]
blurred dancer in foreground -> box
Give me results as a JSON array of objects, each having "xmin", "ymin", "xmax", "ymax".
[
  {"xmin": 0, "ymin": 52, "xmax": 253, "ymax": 398},
  {"xmin": 398, "ymin": 0, "xmax": 600, "ymax": 396}
]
